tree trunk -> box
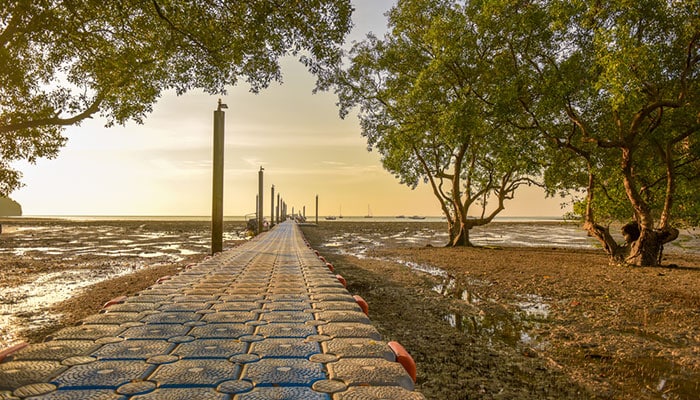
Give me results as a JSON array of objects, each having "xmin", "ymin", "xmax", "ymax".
[
  {"xmin": 588, "ymin": 221, "xmax": 681, "ymax": 266},
  {"xmin": 625, "ymin": 225, "xmax": 680, "ymax": 266},
  {"xmin": 445, "ymin": 216, "xmax": 457, "ymax": 246},
  {"xmin": 449, "ymin": 219, "xmax": 472, "ymax": 247},
  {"xmin": 626, "ymin": 230, "xmax": 662, "ymax": 266},
  {"xmin": 585, "ymin": 222, "xmax": 627, "ymax": 264}
]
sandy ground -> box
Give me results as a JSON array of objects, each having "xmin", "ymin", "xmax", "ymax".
[{"xmin": 1, "ymin": 219, "xmax": 698, "ymax": 399}]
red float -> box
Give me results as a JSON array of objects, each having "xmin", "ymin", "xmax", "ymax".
[
  {"xmin": 0, "ymin": 342, "xmax": 28, "ymax": 363},
  {"xmin": 103, "ymin": 295, "xmax": 127, "ymax": 309},
  {"xmin": 388, "ymin": 341, "xmax": 417, "ymax": 383},
  {"xmin": 353, "ymin": 295, "xmax": 369, "ymax": 316}
]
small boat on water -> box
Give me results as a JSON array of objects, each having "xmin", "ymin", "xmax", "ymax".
[
  {"xmin": 325, "ymin": 216, "xmax": 337, "ymax": 220},
  {"xmin": 408, "ymin": 216, "xmax": 426, "ymax": 220},
  {"xmin": 364, "ymin": 205, "xmax": 373, "ymax": 218}
]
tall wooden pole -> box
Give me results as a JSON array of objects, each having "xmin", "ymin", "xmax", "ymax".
[
  {"xmin": 315, "ymin": 195, "xmax": 318, "ymax": 224},
  {"xmin": 257, "ymin": 167, "xmax": 264, "ymax": 233},
  {"xmin": 270, "ymin": 185, "xmax": 275, "ymax": 228},
  {"xmin": 211, "ymin": 99, "xmax": 226, "ymax": 254}
]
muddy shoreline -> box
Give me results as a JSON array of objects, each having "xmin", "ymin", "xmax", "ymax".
[
  {"xmin": 301, "ymin": 222, "xmax": 700, "ymax": 400},
  {"xmin": 1, "ymin": 219, "xmax": 698, "ymax": 399},
  {"xmin": 0, "ymin": 218, "xmax": 247, "ymax": 347}
]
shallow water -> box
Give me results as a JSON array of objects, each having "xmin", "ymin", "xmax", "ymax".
[
  {"xmin": 1, "ymin": 223, "xmax": 248, "ymax": 261},
  {"xmin": 323, "ymin": 222, "xmax": 700, "ymax": 254},
  {"xmin": 0, "ymin": 266, "xmax": 137, "ymax": 347},
  {"xmin": 319, "ymin": 227, "xmax": 560, "ymax": 350},
  {"xmin": 0, "ymin": 220, "xmax": 248, "ymax": 348}
]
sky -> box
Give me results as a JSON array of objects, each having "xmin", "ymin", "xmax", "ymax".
[{"xmin": 10, "ymin": 0, "xmax": 569, "ymax": 218}]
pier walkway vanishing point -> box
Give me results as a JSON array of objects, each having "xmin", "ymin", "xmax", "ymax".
[{"xmin": 0, "ymin": 221, "xmax": 425, "ymax": 399}]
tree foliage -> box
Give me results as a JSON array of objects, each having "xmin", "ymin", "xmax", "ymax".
[
  {"xmin": 0, "ymin": 0, "xmax": 352, "ymax": 195},
  {"xmin": 323, "ymin": 0, "xmax": 544, "ymax": 246},
  {"xmin": 323, "ymin": 0, "xmax": 698, "ymax": 261},
  {"xmin": 491, "ymin": 0, "xmax": 700, "ymax": 265}
]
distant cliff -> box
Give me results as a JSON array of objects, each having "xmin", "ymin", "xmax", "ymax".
[{"xmin": 0, "ymin": 197, "xmax": 22, "ymax": 216}]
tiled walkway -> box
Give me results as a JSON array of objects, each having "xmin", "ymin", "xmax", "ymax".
[{"xmin": 0, "ymin": 221, "xmax": 425, "ymax": 399}]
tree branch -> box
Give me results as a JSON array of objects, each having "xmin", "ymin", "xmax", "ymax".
[
  {"xmin": 151, "ymin": 0, "xmax": 216, "ymax": 58},
  {"xmin": 0, "ymin": 95, "xmax": 104, "ymax": 134}
]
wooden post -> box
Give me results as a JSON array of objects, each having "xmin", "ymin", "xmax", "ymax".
[
  {"xmin": 211, "ymin": 99, "xmax": 227, "ymax": 254},
  {"xmin": 315, "ymin": 195, "xmax": 318, "ymax": 224},
  {"xmin": 258, "ymin": 167, "xmax": 264, "ymax": 233},
  {"xmin": 270, "ymin": 185, "xmax": 275, "ymax": 228}
]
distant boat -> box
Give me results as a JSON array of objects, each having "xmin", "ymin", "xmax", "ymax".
[
  {"xmin": 338, "ymin": 205, "xmax": 343, "ymax": 219},
  {"xmin": 364, "ymin": 205, "xmax": 373, "ymax": 218},
  {"xmin": 396, "ymin": 215, "xmax": 406, "ymax": 219},
  {"xmin": 408, "ymin": 216, "xmax": 426, "ymax": 220},
  {"xmin": 325, "ymin": 216, "xmax": 337, "ymax": 220}
]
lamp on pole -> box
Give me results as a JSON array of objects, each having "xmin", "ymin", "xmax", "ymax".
[{"xmin": 211, "ymin": 99, "xmax": 227, "ymax": 254}]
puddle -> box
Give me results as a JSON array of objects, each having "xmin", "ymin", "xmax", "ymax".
[
  {"xmin": 320, "ymin": 227, "xmax": 556, "ymax": 350},
  {"xmin": 432, "ymin": 276, "xmax": 488, "ymax": 304},
  {"xmin": 0, "ymin": 266, "xmax": 136, "ymax": 347},
  {"xmin": 516, "ymin": 294, "xmax": 551, "ymax": 319},
  {"xmin": 442, "ymin": 308, "xmax": 550, "ymax": 349},
  {"xmin": 432, "ymin": 274, "xmax": 551, "ymax": 348},
  {"xmin": 616, "ymin": 354, "xmax": 700, "ymax": 399}
]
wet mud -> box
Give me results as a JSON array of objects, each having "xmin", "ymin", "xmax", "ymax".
[
  {"xmin": 1, "ymin": 218, "xmax": 698, "ymax": 399},
  {"xmin": 301, "ymin": 221, "xmax": 700, "ymax": 400},
  {"xmin": 0, "ymin": 218, "xmax": 246, "ymax": 348}
]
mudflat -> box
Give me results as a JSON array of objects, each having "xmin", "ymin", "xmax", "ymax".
[
  {"xmin": 300, "ymin": 222, "xmax": 700, "ymax": 400},
  {"xmin": 0, "ymin": 218, "xmax": 246, "ymax": 347},
  {"xmin": 1, "ymin": 218, "xmax": 698, "ymax": 399}
]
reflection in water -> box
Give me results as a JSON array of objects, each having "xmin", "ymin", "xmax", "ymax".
[
  {"xmin": 0, "ymin": 221, "xmax": 248, "ymax": 348},
  {"xmin": 433, "ymin": 275, "xmax": 550, "ymax": 349},
  {"xmin": 322, "ymin": 230, "xmax": 553, "ymax": 350},
  {"xmin": 318, "ymin": 223, "xmax": 699, "ymax": 396},
  {"xmin": 0, "ymin": 267, "xmax": 137, "ymax": 346}
]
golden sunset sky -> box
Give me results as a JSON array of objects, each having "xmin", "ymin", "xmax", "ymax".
[{"xmin": 10, "ymin": 0, "xmax": 568, "ymax": 218}]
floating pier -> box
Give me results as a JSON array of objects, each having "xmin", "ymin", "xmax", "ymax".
[{"xmin": 0, "ymin": 221, "xmax": 424, "ymax": 399}]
